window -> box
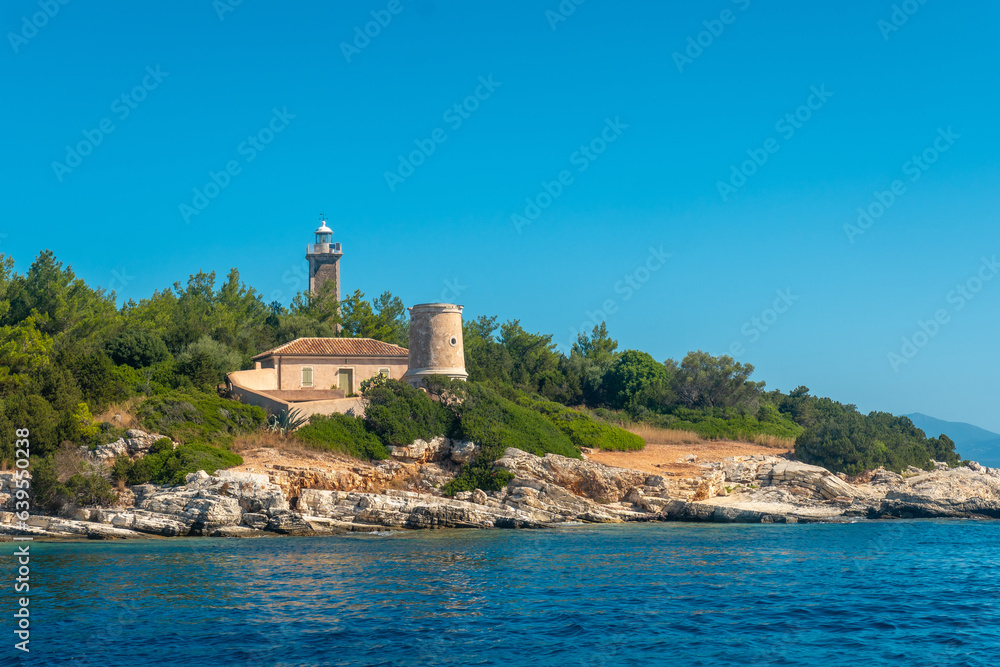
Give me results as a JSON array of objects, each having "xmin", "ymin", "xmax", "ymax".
[
  {"xmin": 378, "ymin": 367, "xmax": 390, "ymax": 378},
  {"xmin": 301, "ymin": 367, "xmax": 313, "ymax": 387}
]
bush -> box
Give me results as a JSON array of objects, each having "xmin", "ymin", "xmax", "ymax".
[
  {"xmin": 111, "ymin": 439, "xmax": 243, "ymax": 486},
  {"xmin": 137, "ymin": 390, "xmax": 266, "ymax": 444},
  {"xmin": 442, "ymin": 467, "xmax": 515, "ymax": 495},
  {"xmin": 513, "ymin": 394, "xmax": 645, "ymax": 451},
  {"xmin": 630, "ymin": 404, "xmax": 803, "ymax": 443},
  {"xmin": 112, "ymin": 455, "xmax": 147, "ymax": 485},
  {"xmin": 363, "ymin": 379, "xmax": 454, "ymax": 447},
  {"xmin": 297, "ymin": 413, "xmax": 390, "ymax": 460},
  {"xmin": 560, "ymin": 418, "xmax": 645, "ymax": 451},
  {"xmin": 63, "ymin": 472, "xmax": 120, "ymax": 506},
  {"xmin": 441, "ymin": 382, "xmax": 578, "ymax": 495},
  {"xmin": 72, "ymin": 402, "xmax": 101, "ymax": 444},
  {"xmin": 31, "ymin": 455, "xmax": 118, "ymax": 511},
  {"xmin": 457, "ymin": 384, "xmax": 578, "ymax": 460}
]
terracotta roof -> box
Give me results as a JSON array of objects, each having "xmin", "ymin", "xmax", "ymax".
[{"xmin": 253, "ymin": 337, "xmax": 409, "ymax": 360}]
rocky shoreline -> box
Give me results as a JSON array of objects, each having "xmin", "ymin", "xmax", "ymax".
[{"xmin": 4, "ymin": 430, "xmax": 1000, "ymax": 540}]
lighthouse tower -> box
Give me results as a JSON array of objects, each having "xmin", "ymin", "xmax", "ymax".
[{"xmin": 306, "ymin": 217, "xmax": 343, "ymax": 301}]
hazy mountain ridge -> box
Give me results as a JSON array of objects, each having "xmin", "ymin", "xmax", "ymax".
[{"xmin": 906, "ymin": 413, "xmax": 1000, "ymax": 468}]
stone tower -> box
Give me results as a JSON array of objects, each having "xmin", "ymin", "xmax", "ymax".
[
  {"xmin": 403, "ymin": 303, "xmax": 468, "ymax": 387},
  {"xmin": 306, "ymin": 218, "xmax": 343, "ymax": 301}
]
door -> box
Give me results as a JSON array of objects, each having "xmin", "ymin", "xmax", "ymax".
[{"xmin": 338, "ymin": 368, "xmax": 353, "ymax": 394}]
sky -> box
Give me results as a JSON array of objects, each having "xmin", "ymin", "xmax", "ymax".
[{"xmin": 2, "ymin": 1, "xmax": 999, "ymax": 431}]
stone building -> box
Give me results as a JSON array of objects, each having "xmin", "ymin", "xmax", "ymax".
[
  {"xmin": 403, "ymin": 303, "xmax": 468, "ymax": 386},
  {"xmin": 226, "ymin": 337, "xmax": 409, "ymax": 420},
  {"xmin": 224, "ymin": 221, "xmax": 469, "ymax": 419}
]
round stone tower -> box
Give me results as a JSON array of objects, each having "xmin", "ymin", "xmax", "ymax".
[{"xmin": 403, "ymin": 303, "xmax": 468, "ymax": 387}]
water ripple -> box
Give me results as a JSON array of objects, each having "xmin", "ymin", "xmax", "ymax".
[{"xmin": 23, "ymin": 520, "xmax": 1000, "ymax": 666}]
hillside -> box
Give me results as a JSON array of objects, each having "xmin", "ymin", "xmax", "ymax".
[{"xmin": 906, "ymin": 413, "xmax": 1000, "ymax": 468}]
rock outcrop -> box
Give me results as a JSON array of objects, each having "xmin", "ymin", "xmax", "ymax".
[
  {"xmin": 80, "ymin": 429, "xmax": 177, "ymax": 463},
  {"xmin": 389, "ymin": 436, "xmax": 452, "ymax": 463},
  {"xmin": 753, "ymin": 459, "xmax": 863, "ymax": 500},
  {"xmin": 9, "ymin": 427, "xmax": 1000, "ymax": 540},
  {"xmin": 298, "ymin": 488, "xmax": 545, "ymax": 529},
  {"xmin": 495, "ymin": 448, "xmax": 647, "ymax": 503}
]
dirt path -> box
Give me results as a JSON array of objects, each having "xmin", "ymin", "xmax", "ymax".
[
  {"xmin": 588, "ymin": 441, "xmax": 792, "ymax": 476},
  {"xmin": 230, "ymin": 436, "xmax": 791, "ymax": 483},
  {"xmin": 230, "ymin": 446, "xmax": 363, "ymax": 476}
]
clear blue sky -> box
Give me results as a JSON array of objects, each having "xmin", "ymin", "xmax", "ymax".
[{"xmin": 3, "ymin": 1, "xmax": 999, "ymax": 431}]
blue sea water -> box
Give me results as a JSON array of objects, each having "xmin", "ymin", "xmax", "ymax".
[{"xmin": 16, "ymin": 521, "xmax": 1000, "ymax": 666}]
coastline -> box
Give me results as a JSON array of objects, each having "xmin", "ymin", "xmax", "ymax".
[{"xmin": 4, "ymin": 429, "xmax": 1000, "ymax": 541}]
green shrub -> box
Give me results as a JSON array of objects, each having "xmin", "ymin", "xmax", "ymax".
[
  {"xmin": 137, "ymin": 390, "xmax": 266, "ymax": 444},
  {"xmin": 363, "ymin": 379, "xmax": 454, "ymax": 447},
  {"xmin": 63, "ymin": 473, "xmax": 120, "ymax": 506},
  {"xmin": 630, "ymin": 405, "xmax": 803, "ymax": 443},
  {"xmin": 297, "ymin": 413, "xmax": 390, "ymax": 460},
  {"xmin": 112, "ymin": 455, "xmax": 145, "ymax": 485},
  {"xmin": 513, "ymin": 394, "xmax": 645, "ymax": 451},
  {"xmin": 457, "ymin": 384, "xmax": 578, "ymax": 460},
  {"xmin": 112, "ymin": 440, "xmax": 243, "ymax": 486},
  {"xmin": 559, "ymin": 418, "xmax": 645, "ymax": 451},
  {"xmin": 442, "ymin": 467, "xmax": 515, "ymax": 495},
  {"xmin": 0, "ymin": 394, "xmax": 62, "ymax": 460},
  {"xmin": 31, "ymin": 456, "xmax": 118, "ymax": 510},
  {"xmin": 440, "ymin": 382, "xmax": 578, "ymax": 495}
]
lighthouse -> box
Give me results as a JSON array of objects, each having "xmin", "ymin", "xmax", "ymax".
[{"xmin": 306, "ymin": 217, "xmax": 343, "ymax": 301}]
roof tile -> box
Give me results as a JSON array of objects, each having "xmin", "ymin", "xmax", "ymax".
[{"xmin": 253, "ymin": 337, "xmax": 409, "ymax": 360}]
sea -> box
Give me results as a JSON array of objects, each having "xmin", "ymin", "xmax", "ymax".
[{"xmin": 16, "ymin": 521, "xmax": 1000, "ymax": 666}]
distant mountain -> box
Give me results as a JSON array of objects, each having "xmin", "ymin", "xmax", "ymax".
[{"xmin": 905, "ymin": 413, "xmax": 1000, "ymax": 467}]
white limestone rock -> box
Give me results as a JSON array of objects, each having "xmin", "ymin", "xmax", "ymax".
[
  {"xmin": 449, "ymin": 440, "xmax": 480, "ymax": 464},
  {"xmin": 390, "ymin": 436, "xmax": 451, "ymax": 463}
]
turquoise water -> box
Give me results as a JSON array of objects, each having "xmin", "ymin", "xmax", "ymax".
[{"xmin": 18, "ymin": 521, "xmax": 1000, "ymax": 666}]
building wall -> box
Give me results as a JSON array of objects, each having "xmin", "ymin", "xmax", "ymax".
[
  {"xmin": 291, "ymin": 397, "xmax": 367, "ymax": 420},
  {"xmin": 226, "ymin": 378, "xmax": 289, "ymax": 416},
  {"xmin": 227, "ymin": 368, "xmax": 278, "ymax": 391},
  {"xmin": 272, "ymin": 355, "xmax": 408, "ymax": 393},
  {"xmin": 226, "ymin": 380, "xmax": 366, "ymax": 420}
]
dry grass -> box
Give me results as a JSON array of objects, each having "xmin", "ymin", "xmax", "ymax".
[
  {"xmin": 231, "ymin": 428, "xmax": 363, "ymax": 465},
  {"xmin": 231, "ymin": 429, "xmax": 295, "ymax": 454},
  {"xmin": 624, "ymin": 423, "xmax": 794, "ymax": 450},
  {"xmin": 625, "ymin": 424, "xmax": 709, "ymax": 446},
  {"xmin": 590, "ymin": 424, "xmax": 794, "ymax": 477},
  {"xmin": 95, "ymin": 399, "xmax": 140, "ymax": 429},
  {"xmin": 590, "ymin": 439, "xmax": 793, "ymax": 476},
  {"xmin": 749, "ymin": 433, "xmax": 797, "ymax": 449},
  {"xmin": 52, "ymin": 442, "xmax": 91, "ymax": 483}
]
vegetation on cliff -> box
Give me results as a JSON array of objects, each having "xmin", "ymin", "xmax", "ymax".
[
  {"xmin": 297, "ymin": 414, "xmax": 390, "ymax": 461},
  {"xmin": 137, "ymin": 390, "xmax": 266, "ymax": 445},
  {"xmin": 111, "ymin": 440, "xmax": 244, "ymax": 486},
  {"xmin": 0, "ymin": 249, "xmax": 961, "ymax": 501}
]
